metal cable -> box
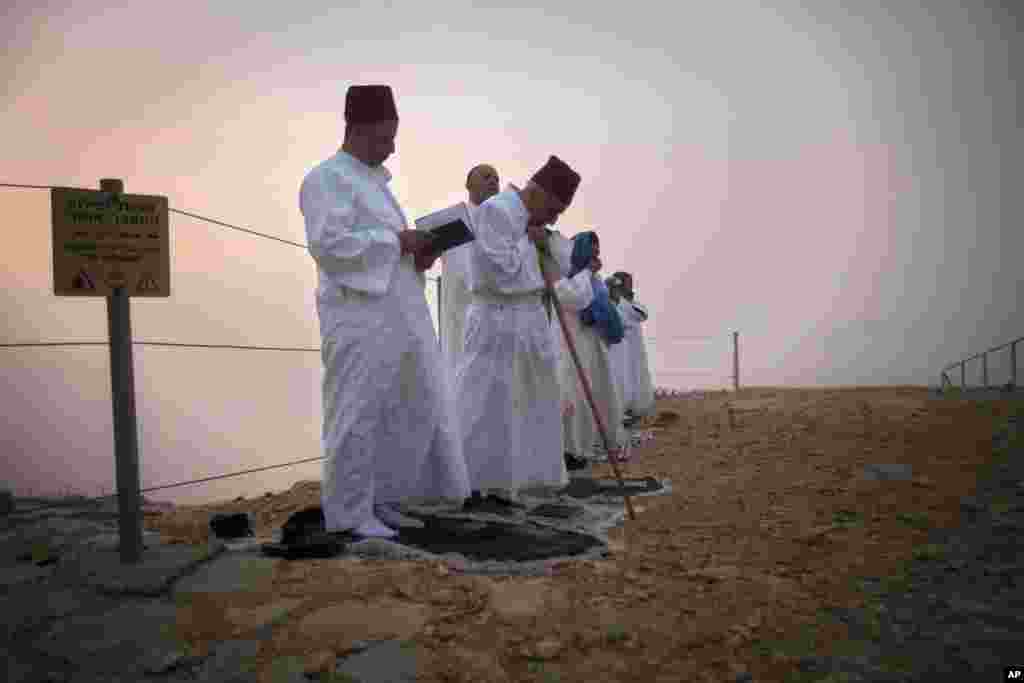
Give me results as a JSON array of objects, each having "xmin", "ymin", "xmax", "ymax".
[
  {"xmin": 0, "ymin": 341, "xmax": 321, "ymax": 352},
  {"xmin": 14, "ymin": 455, "xmax": 328, "ymax": 514},
  {"xmin": 1, "ymin": 182, "xmax": 439, "ymax": 281}
]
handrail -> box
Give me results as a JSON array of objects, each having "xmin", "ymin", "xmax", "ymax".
[
  {"xmin": 940, "ymin": 334, "xmax": 1021, "ymax": 390},
  {"xmin": 943, "ymin": 335, "xmax": 1024, "ymax": 371}
]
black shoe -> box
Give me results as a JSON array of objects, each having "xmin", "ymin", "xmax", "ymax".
[
  {"xmin": 485, "ymin": 493, "xmax": 526, "ymax": 509},
  {"xmin": 564, "ymin": 452, "xmax": 588, "ymax": 471},
  {"xmin": 462, "ymin": 491, "xmax": 485, "ymax": 511}
]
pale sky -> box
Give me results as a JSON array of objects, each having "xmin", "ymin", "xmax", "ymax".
[{"xmin": 2, "ymin": 1, "xmax": 1021, "ymax": 503}]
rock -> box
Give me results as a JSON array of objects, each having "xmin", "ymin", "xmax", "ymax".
[
  {"xmin": 449, "ymin": 647, "xmax": 510, "ymax": 683},
  {"xmin": 143, "ymin": 647, "xmax": 193, "ymax": 674},
  {"xmin": 297, "ymin": 598, "xmax": 428, "ymax": 649},
  {"xmin": 486, "ymin": 579, "xmax": 569, "ymax": 620},
  {"xmin": 798, "ymin": 525, "xmax": 839, "ymax": 544},
  {"xmin": 686, "ymin": 566, "xmax": 741, "ymax": 582},
  {"xmin": 304, "ymin": 649, "xmax": 337, "ymax": 676},
  {"xmin": 532, "ymin": 638, "xmax": 564, "ymax": 660},
  {"xmin": 863, "ymin": 463, "xmax": 914, "ymax": 482}
]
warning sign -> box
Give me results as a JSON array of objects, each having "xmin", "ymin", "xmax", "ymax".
[{"xmin": 52, "ymin": 188, "xmax": 170, "ymax": 297}]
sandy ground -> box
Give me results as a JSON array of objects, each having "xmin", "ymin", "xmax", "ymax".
[{"xmin": 144, "ymin": 386, "xmax": 1018, "ymax": 682}]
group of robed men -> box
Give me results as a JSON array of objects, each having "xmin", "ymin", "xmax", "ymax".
[{"xmin": 300, "ymin": 84, "xmax": 653, "ymax": 539}]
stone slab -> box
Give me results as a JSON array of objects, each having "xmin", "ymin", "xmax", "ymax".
[
  {"xmin": 34, "ymin": 599, "xmax": 181, "ymax": 677},
  {"xmin": 56, "ymin": 540, "xmax": 225, "ymax": 597},
  {"xmin": 0, "ymin": 563, "xmax": 54, "ymax": 588},
  {"xmin": 0, "ymin": 584, "xmax": 96, "ymax": 639},
  {"xmin": 173, "ymin": 552, "xmax": 279, "ymax": 598},
  {"xmin": 862, "ymin": 463, "xmax": 915, "ymax": 482},
  {"xmin": 195, "ymin": 639, "xmax": 261, "ymax": 683},
  {"xmin": 336, "ymin": 639, "xmax": 418, "ymax": 683}
]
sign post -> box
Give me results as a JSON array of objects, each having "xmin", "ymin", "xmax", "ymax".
[{"xmin": 51, "ymin": 179, "xmax": 170, "ymax": 564}]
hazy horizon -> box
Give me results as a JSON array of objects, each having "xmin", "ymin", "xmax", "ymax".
[{"xmin": 3, "ymin": 1, "xmax": 1021, "ymax": 504}]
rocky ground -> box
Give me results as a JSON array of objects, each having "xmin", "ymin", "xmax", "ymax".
[{"xmin": 2, "ymin": 386, "xmax": 1022, "ymax": 682}]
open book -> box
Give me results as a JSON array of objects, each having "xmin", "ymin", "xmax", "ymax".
[{"xmin": 414, "ymin": 202, "xmax": 475, "ymax": 254}]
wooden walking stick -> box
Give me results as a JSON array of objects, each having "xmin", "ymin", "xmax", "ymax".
[{"xmin": 537, "ymin": 239, "xmax": 637, "ymax": 521}]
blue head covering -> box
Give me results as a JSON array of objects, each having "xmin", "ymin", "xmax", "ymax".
[{"xmin": 568, "ymin": 232, "xmax": 624, "ymax": 345}]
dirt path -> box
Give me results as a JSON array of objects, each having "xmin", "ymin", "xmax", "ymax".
[{"xmin": 145, "ymin": 386, "xmax": 1020, "ymax": 682}]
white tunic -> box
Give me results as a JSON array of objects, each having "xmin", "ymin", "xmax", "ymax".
[
  {"xmin": 454, "ymin": 190, "xmax": 591, "ymax": 490},
  {"xmin": 439, "ymin": 201, "xmax": 479, "ymax": 376},
  {"xmin": 610, "ymin": 299, "xmax": 634, "ymax": 420},
  {"xmin": 300, "ymin": 150, "xmax": 471, "ymax": 532},
  {"xmin": 547, "ymin": 232, "xmax": 626, "ymax": 459},
  {"xmin": 620, "ymin": 299, "xmax": 655, "ymax": 416}
]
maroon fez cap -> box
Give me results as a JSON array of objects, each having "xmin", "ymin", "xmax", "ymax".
[
  {"xmin": 344, "ymin": 85, "xmax": 399, "ymax": 123},
  {"xmin": 530, "ymin": 155, "xmax": 581, "ymax": 206}
]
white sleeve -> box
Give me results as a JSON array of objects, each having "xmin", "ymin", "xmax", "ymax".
[
  {"xmin": 471, "ymin": 201, "xmax": 542, "ymax": 292},
  {"xmin": 553, "ymin": 270, "xmax": 594, "ymax": 311},
  {"xmin": 300, "ymin": 167, "xmax": 400, "ymax": 296}
]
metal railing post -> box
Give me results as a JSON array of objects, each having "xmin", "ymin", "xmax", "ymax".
[
  {"xmin": 1012, "ymin": 341, "xmax": 1018, "ymax": 388},
  {"xmin": 940, "ymin": 335, "xmax": 1023, "ymax": 394}
]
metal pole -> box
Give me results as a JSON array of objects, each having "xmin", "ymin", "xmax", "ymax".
[
  {"xmin": 961, "ymin": 361, "xmax": 966, "ymax": 389},
  {"xmin": 1012, "ymin": 342, "xmax": 1018, "ymax": 388},
  {"xmin": 733, "ymin": 331, "xmax": 739, "ymax": 392},
  {"xmin": 982, "ymin": 353, "xmax": 989, "ymax": 388},
  {"xmin": 102, "ymin": 178, "xmax": 143, "ymax": 564}
]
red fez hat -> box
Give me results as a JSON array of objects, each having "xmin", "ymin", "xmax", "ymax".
[
  {"xmin": 530, "ymin": 155, "xmax": 581, "ymax": 206},
  {"xmin": 344, "ymin": 85, "xmax": 399, "ymax": 123}
]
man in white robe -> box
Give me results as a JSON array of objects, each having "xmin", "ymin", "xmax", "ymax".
[
  {"xmin": 439, "ymin": 164, "xmax": 500, "ymax": 375},
  {"xmin": 455, "ymin": 156, "xmax": 592, "ymax": 511},
  {"xmin": 607, "ymin": 275, "xmax": 633, "ymax": 427},
  {"xmin": 299, "ymin": 84, "xmax": 471, "ymax": 538},
  {"xmin": 614, "ymin": 271, "xmax": 655, "ymax": 417},
  {"xmin": 548, "ymin": 232, "xmax": 626, "ymax": 468}
]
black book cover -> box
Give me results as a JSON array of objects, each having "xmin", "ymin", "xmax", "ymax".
[{"xmin": 425, "ymin": 218, "xmax": 474, "ymax": 253}]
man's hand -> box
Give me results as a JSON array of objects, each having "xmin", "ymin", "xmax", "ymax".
[
  {"xmin": 414, "ymin": 248, "xmax": 440, "ymax": 272},
  {"xmin": 526, "ymin": 223, "xmax": 548, "ymax": 246},
  {"xmin": 398, "ymin": 229, "xmax": 433, "ymax": 256}
]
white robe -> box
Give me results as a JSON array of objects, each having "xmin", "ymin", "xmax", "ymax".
[
  {"xmin": 454, "ymin": 190, "xmax": 591, "ymax": 491},
  {"xmin": 609, "ymin": 299, "xmax": 634, "ymax": 421},
  {"xmin": 547, "ymin": 232, "xmax": 626, "ymax": 459},
  {"xmin": 619, "ymin": 299, "xmax": 655, "ymax": 416},
  {"xmin": 300, "ymin": 150, "xmax": 471, "ymax": 532},
  {"xmin": 439, "ymin": 201, "xmax": 479, "ymax": 376}
]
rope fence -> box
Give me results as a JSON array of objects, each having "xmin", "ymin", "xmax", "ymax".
[{"xmin": 2, "ymin": 180, "xmax": 738, "ymax": 506}]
